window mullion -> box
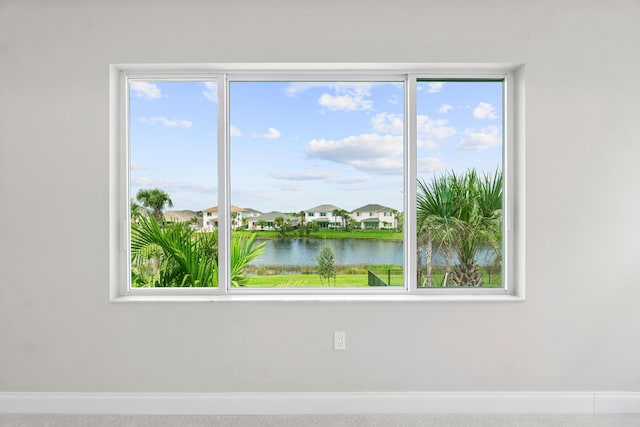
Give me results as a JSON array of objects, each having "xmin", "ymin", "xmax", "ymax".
[
  {"xmin": 406, "ymin": 75, "xmax": 417, "ymax": 293},
  {"xmin": 503, "ymin": 72, "xmax": 515, "ymax": 296},
  {"xmin": 122, "ymin": 74, "xmax": 131, "ymax": 296},
  {"xmin": 217, "ymin": 74, "xmax": 230, "ymax": 293}
]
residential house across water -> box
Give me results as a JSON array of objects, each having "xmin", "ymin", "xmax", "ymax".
[
  {"xmin": 199, "ymin": 203, "xmax": 399, "ymax": 231},
  {"xmin": 350, "ymin": 204, "xmax": 397, "ymax": 230},
  {"xmin": 202, "ymin": 205, "xmax": 262, "ymax": 231},
  {"xmin": 247, "ymin": 211, "xmax": 299, "ymax": 231},
  {"xmin": 304, "ymin": 204, "xmax": 346, "ymax": 229}
]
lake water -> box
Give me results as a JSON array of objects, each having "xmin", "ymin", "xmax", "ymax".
[{"xmin": 252, "ymin": 238, "xmax": 498, "ymax": 266}]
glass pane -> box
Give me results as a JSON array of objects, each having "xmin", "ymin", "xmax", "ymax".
[
  {"xmin": 416, "ymin": 80, "xmax": 503, "ymax": 288},
  {"xmin": 129, "ymin": 80, "xmax": 218, "ymax": 288},
  {"xmin": 230, "ymin": 81, "xmax": 405, "ymax": 288}
]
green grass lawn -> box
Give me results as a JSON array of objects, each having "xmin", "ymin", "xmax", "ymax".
[
  {"xmin": 233, "ymin": 229, "xmax": 402, "ymax": 241},
  {"xmin": 243, "ymin": 271, "xmax": 501, "ymax": 288},
  {"xmin": 245, "ymin": 273, "xmax": 373, "ymax": 287},
  {"xmin": 244, "ymin": 264, "xmax": 403, "ymax": 287},
  {"xmin": 421, "ymin": 272, "xmax": 502, "ymax": 288}
]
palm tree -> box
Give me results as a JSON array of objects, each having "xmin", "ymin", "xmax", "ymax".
[
  {"xmin": 450, "ymin": 169, "xmax": 502, "ymax": 287},
  {"xmin": 131, "ymin": 215, "xmax": 265, "ymax": 287},
  {"xmin": 130, "ymin": 199, "xmax": 145, "ymax": 222},
  {"xmin": 297, "ymin": 211, "xmax": 306, "ymax": 226},
  {"xmin": 273, "ymin": 216, "xmax": 286, "ymax": 236},
  {"xmin": 331, "ymin": 208, "xmax": 350, "ymax": 230},
  {"xmin": 295, "ymin": 210, "xmax": 307, "ymax": 237},
  {"xmin": 417, "ymin": 173, "xmax": 458, "ymax": 286},
  {"xmin": 416, "ymin": 227, "xmax": 432, "ymax": 286},
  {"xmin": 393, "ymin": 210, "xmax": 404, "ymax": 233},
  {"xmin": 331, "ymin": 209, "xmax": 342, "ymax": 229},
  {"xmin": 229, "ymin": 233, "xmax": 266, "ymax": 286},
  {"xmin": 339, "ymin": 209, "xmax": 351, "ymax": 231},
  {"xmin": 136, "ymin": 188, "xmax": 173, "ymax": 223},
  {"xmin": 417, "ymin": 169, "xmax": 502, "ymax": 287}
]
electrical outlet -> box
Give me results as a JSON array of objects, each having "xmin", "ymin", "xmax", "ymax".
[{"xmin": 334, "ymin": 331, "xmax": 346, "ymax": 351}]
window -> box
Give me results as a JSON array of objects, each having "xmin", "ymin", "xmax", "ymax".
[
  {"xmin": 415, "ymin": 79, "xmax": 504, "ymax": 289},
  {"xmin": 110, "ymin": 64, "xmax": 522, "ymax": 300}
]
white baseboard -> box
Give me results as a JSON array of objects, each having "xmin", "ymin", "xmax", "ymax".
[
  {"xmin": 0, "ymin": 392, "xmax": 638, "ymax": 415},
  {"xmin": 595, "ymin": 392, "xmax": 640, "ymax": 413}
]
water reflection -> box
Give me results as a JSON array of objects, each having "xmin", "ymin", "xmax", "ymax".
[{"xmin": 252, "ymin": 239, "xmax": 497, "ymax": 266}]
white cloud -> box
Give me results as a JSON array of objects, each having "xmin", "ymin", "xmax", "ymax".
[
  {"xmin": 370, "ymin": 113, "xmax": 456, "ymax": 142},
  {"xmin": 418, "ymin": 157, "xmax": 448, "ymax": 173},
  {"xmin": 132, "ymin": 177, "xmax": 152, "ymax": 186},
  {"xmin": 417, "ymin": 139, "xmax": 438, "ymax": 150},
  {"xmin": 438, "ymin": 104, "xmax": 453, "ymax": 114},
  {"xmin": 368, "ymin": 113, "xmax": 456, "ymax": 152},
  {"xmin": 285, "ymin": 82, "xmax": 372, "ymax": 97},
  {"xmin": 130, "ymin": 81, "xmax": 162, "ymax": 100},
  {"xmin": 318, "ymin": 93, "xmax": 373, "ymax": 111},
  {"xmin": 284, "ymin": 82, "xmax": 325, "ymax": 97},
  {"xmin": 271, "ymin": 171, "xmax": 371, "ymax": 185},
  {"xmin": 131, "ymin": 177, "xmax": 215, "ymax": 193},
  {"xmin": 350, "ymin": 158, "xmax": 403, "ymax": 175},
  {"xmin": 251, "ymin": 127, "xmax": 281, "ymax": 140},
  {"xmin": 131, "ymin": 161, "xmax": 144, "ymax": 170},
  {"xmin": 473, "ymin": 102, "xmax": 497, "ymax": 119},
  {"xmin": 139, "ymin": 116, "xmax": 192, "ymax": 128},
  {"xmin": 427, "ymin": 82, "xmax": 445, "ymax": 93},
  {"xmin": 417, "ymin": 115, "xmax": 457, "ymax": 139},
  {"xmin": 305, "ymin": 133, "xmax": 404, "ymax": 175},
  {"xmin": 264, "ymin": 127, "xmax": 281, "ymax": 140},
  {"xmin": 230, "ymin": 125, "xmax": 242, "ymax": 137},
  {"xmin": 203, "ymin": 82, "xmax": 217, "ymax": 102},
  {"xmin": 272, "ymin": 171, "xmax": 329, "ymax": 181},
  {"xmin": 283, "ymin": 82, "xmax": 375, "ymax": 112},
  {"xmin": 344, "ymin": 157, "xmax": 447, "ymax": 175},
  {"xmin": 306, "ymin": 133, "xmax": 402, "ymax": 163},
  {"xmin": 232, "ymin": 188, "xmax": 273, "ymax": 201},
  {"xmin": 388, "ymin": 95, "xmax": 399, "ymax": 105},
  {"xmin": 277, "ymin": 183, "xmax": 303, "ymax": 191},
  {"xmin": 456, "ymin": 126, "xmax": 502, "ymax": 151},
  {"xmin": 168, "ymin": 182, "xmax": 215, "ymax": 192},
  {"xmin": 370, "ymin": 113, "xmax": 403, "ymax": 135},
  {"xmin": 332, "ymin": 175, "xmax": 372, "ymax": 184}
]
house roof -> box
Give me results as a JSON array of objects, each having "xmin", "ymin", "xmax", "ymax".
[
  {"xmin": 248, "ymin": 211, "xmax": 299, "ymax": 222},
  {"xmin": 163, "ymin": 210, "xmax": 198, "ymax": 222},
  {"xmin": 351, "ymin": 204, "xmax": 394, "ymax": 214},
  {"xmin": 305, "ymin": 204, "xmax": 344, "ymax": 213},
  {"xmin": 243, "ymin": 207, "xmax": 262, "ymax": 214},
  {"xmin": 203, "ymin": 205, "xmax": 247, "ymax": 213}
]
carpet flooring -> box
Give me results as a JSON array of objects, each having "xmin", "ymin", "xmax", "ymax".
[{"xmin": 1, "ymin": 414, "xmax": 640, "ymax": 427}]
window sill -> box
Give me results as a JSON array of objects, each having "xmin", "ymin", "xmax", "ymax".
[{"xmin": 111, "ymin": 292, "xmax": 524, "ymax": 303}]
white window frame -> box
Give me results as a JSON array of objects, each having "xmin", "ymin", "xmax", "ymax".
[{"xmin": 109, "ymin": 63, "xmax": 525, "ymax": 302}]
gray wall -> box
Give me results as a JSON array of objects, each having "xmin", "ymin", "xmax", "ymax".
[{"xmin": 1, "ymin": 0, "xmax": 639, "ymax": 392}]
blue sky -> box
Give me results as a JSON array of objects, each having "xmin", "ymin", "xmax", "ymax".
[{"xmin": 129, "ymin": 79, "xmax": 502, "ymax": 212}]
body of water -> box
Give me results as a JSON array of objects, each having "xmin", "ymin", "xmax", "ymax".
[{"xmin": 252, "ymin": 238, "xmax": 498, "ymax": 266}]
